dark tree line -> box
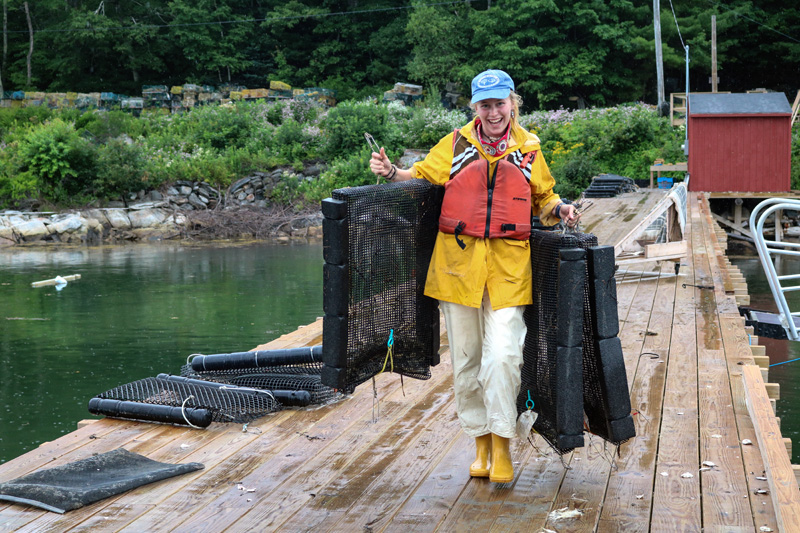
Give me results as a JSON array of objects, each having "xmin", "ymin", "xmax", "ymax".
[{"xmin": 0, "ymin": 0, "xmax": 797, "ymax": 108}]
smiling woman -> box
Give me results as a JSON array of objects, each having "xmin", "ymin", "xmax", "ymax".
[{"xmin": 365, "ymin": 68, "xmax": 582, "ymax": 485}]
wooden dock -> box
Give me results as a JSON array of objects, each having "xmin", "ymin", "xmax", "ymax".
[{"xmin": 2, "ymin": 190, "xmax": 799, "ymax": 532}]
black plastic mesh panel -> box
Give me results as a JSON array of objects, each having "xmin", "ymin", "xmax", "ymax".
[
  {"xmin": 584, "ymin": 246, "xmax": 636, "ymax": 445},
  {"xmin": 180, "ymin": 364, "xmax": 341, "ymax": 405},
  {"xmin": 322, "ymin": 180, "xmax": 443, "ymax": 392},
  {"xmin": 95, "ymin": 376, "xmax": 280, "ymax": 424},
  {"xmin": 518, "ymin": 230, "xmax": 635, "ymax": 453},
  {"xmin": 518, "ymin": 230, "xmax": 597, "ymax": 454}
]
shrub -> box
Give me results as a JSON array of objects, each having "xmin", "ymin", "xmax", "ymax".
[
  {"xmin": 298, "ymin": 149, "xmax": 381, "ymax": 205},
  {"xmin": 0, "ymin": 106, "xmax": 54, "ymax": 138},
  {"xmin": 0, "ymin": 99, "xmax": 731, "ymax": 210},
  {"xmin": 14, "ymin": 118, "xmax": 97, "ymax": 205},
  {"xmin": 288, "ymin": 99, "xmax": 323, "ymax": 124},
  {"xmin": 264, "ymin": 101, "xmax": 287, "ymax": 126},
  {"xmin": 551, "ymin": 151, "xmax": 600, "ymax": 200},
  {"xmin": 188, "ymin": 105, "xmax": 254, "ymax": 150},
  {"xmin": 79, "ymin": 110, "xmax": 145, "ymax": 142},
  {"xmin": 321, "ymin": 99, "xmax": 397, "ymax": 160},
  {"xmin": 93, "ymin": 138, "xmax": 148, "ymax": 201},
  {"xmin": 399, "ymin": 105, "xmax": 468, "ymax": 148},
  {"xmin": 273, "ymin": 119, "xmax": 317, "ymax": 164}
]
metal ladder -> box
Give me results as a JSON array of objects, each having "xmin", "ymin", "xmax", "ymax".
[{"xmin": 750, "ymin": 198, "xmax": 800, "ymax": 341}]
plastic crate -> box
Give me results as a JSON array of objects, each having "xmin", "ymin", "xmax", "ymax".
[{"xmin": 657, "ymin": 177, "xmax": 674, "ymax": 189}]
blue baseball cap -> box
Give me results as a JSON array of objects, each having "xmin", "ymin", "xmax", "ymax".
[{"xmin": 470, "ymin": 69, "xmax": 515, "ymax": 104}]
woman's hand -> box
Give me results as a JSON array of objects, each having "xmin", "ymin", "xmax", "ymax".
[
  {"xmin": 560, "ymin": 204, "xmax": 580, "ymax": 228},
  {"xmin": 369, "ymin": 147, "xmax": 392, "ymax": 178}
]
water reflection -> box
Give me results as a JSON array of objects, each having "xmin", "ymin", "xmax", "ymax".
[{"xmin": 0, "ymin": 242, "xmax": 323, "ymax": 463}]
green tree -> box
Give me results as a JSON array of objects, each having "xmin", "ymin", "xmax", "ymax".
[{"xmin": 168, "ymin": 0, "xmax": 252, "ymax": 84}]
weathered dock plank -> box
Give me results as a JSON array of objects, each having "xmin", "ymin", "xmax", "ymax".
[
  {"xmin": 596, "ymin": 262, "xmax": 674, "ymax": 532},
  {"xmin": 650, "ymin": 204, "xmax": 701, "ymax": 531}
]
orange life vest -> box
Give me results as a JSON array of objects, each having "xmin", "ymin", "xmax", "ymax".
[{"xmin": 439, "ymin": 132, "xmax": 535, "ymax": 248}]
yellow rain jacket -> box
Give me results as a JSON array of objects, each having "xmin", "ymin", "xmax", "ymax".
[{"xmin": 410, "ymin": 119, "xmax": 561, "ymax": 309}]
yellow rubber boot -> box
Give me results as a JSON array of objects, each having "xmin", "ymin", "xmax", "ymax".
[
  {"xmin": 489, "ymin": 434, "xmax": 514, "ymax": 483},
  {"xmin": 469, "ymin": 434, "xmax": 492, "ymax": 477}
]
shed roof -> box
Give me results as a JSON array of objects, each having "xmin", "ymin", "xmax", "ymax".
[{"xmin": 688, "ymin": 92, "xmax": 791, "ymax": 115}]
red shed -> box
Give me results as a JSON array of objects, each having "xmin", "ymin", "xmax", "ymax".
[{"xmin": 687, "ymin": 92, "xmax": 792, "ymax": 192}]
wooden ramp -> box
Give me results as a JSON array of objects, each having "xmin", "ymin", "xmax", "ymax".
[{"xmin": 2, "ymin": 191, "xmax": 799, "ymax": 532}]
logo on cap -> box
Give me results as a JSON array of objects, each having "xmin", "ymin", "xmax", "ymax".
[{"xmin": 477, "ymin": 74, "xmax": 500, "ymax": 88}]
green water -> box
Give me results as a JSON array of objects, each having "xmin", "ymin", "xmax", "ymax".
[
  {"xmin": 731, "ymin": 256, "xmax": 800, "ymax": 463},
  {"xmin": 0, "ymin": 242, "xmax": 323, "ymax": 464}
]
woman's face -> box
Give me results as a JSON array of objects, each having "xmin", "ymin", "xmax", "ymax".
[{"xmin": 475, "ymin": 97, "xmax": 512, "ymax": 138}]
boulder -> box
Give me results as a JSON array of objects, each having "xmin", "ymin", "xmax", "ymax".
[
  {"xmin": 128, "ymin": 208, "xmax": 168, "ymax": 228},
  {"xmin": 50, "ymin": 215, "xmax": 85, "ymax": 234},
  {"xmin": 104, "ymin": 209, "xmax": 132, "ymax": 229},
  {"xmin": 85, "ymin": 218, "xmax": 104, "ymax": 234},
  {"xmin": 0, "ymin": 226, "xmax": 16, "ymax": 242},
  {"xmin": 198, "ymin": 183, "xmax": 218, "ymax": 197},
  {"xmin": 14, "ymin": 219, "xmax": 49, "ymax": 241},
  {"xmin": 187, "ymin": 193, "xmax": 206, "ymax": 210},
  {"xmin": 229, "ymin": 176, "xmax": 253, "ymax": 193},
  {"xmin": 82, "ymin": 209, "xmax": 107, "ymax": 224}
]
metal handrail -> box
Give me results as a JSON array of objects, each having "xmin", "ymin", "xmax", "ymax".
[{"xmin": 749, "ymin": 198, "xmax": 800, "ymax": 341}]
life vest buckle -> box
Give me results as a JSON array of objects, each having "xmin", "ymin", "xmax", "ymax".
[{"xmin": 454, "ymin": 221, "xmax": 467, "ymax": 250}]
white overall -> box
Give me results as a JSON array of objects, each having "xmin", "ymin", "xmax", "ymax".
[{"xmin": 440, "ymin": 290, "xmax": 526, "ymax": 439}]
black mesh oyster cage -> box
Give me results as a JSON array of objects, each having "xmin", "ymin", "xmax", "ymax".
[
  {"xmin": 320, "ymin": 180, "xmax": 444, "ymax": 392},
  {"xmin": 518, "ymin": 230, "xmax": 635, "ymax": 454}
]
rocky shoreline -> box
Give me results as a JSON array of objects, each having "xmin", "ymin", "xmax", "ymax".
[{"xmin": 0, "ymin": 174, "xmax": 324, "ymax": 246}]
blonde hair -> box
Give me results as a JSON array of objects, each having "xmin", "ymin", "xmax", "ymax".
[{"xmin": 470, "ymin": 90, "xmax": 523, "ymax": 123}]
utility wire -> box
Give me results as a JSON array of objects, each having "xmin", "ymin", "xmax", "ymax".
[
  {"xmin": 5, "ymin": 0, "xmax": 481, "ymax": 35},
  {"xmin": 667, "ymin": 0, "xmax": 686, "ymax": 49},
  {"xmin": 706, "ymin": 0, "xmax": 800, "ymax": 45}
]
